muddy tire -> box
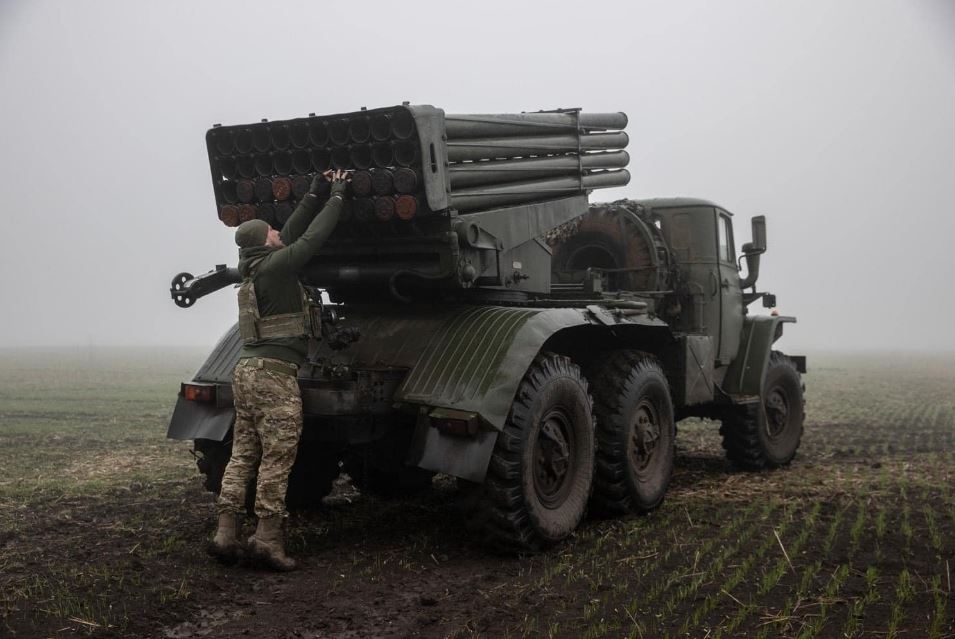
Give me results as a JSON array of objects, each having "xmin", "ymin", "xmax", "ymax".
[
  {"xmin": 720, "ymin": 352, "xmax": 805, "ymax": 470},
  {"xmin": 195, "ymin": 438, "xmax": 341, "ymax": 512},
  {"xmin": 465, "ymin": 353, "xmax": 595, "ymax": 553},
  {"xmin": 587, "ymin": 352, "xmax": 675, "ymax": 516}
]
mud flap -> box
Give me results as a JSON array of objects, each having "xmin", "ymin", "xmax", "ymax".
[
  {"xmin": 166, "ymin": 396, "xmax": 235, "ymax": 441},
  {"xmin": 406, "ymin": 416, "xmax": 498, "ymax": 483}
]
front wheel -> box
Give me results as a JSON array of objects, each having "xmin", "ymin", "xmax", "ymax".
[
  {"xmin": 587, "ymin": 352, "xmax": 675, "ymax": 516},
  {"xmin": 464, "ymin": 353, "xmax": 595, "ymax": 553},
  {"xmin": 720, "ymin": 352, "xmax": 805, "ymax": 470}
]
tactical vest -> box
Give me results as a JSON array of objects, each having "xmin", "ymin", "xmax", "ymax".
[{"xmin": 237, "ymin": 256, "xmax": 322, "ymax": 343}]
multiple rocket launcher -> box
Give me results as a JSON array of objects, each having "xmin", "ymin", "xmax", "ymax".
[{"xmin": 205, "ymin": 105, "xmax": 630, "ymax": 230}]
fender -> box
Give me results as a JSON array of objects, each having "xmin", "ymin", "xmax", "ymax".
[
  {"xmin": 166, "ymin": 325, "xmax": 241, "ymax": 441},
  {"xmin": 395, "ymin": 304, "xmax": 667, "ymax": 429},
  {"xmin": 395, "ymin": 304, "xmax": 668, "ymax": 481},
  {"xmin": 721, "ymin": 314, "xmax": 796, "ymax": 398}
]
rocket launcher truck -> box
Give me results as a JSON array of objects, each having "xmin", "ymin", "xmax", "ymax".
[{"xmin": 168, "ymin": 104, "xmax": 806, "ymax": 551}]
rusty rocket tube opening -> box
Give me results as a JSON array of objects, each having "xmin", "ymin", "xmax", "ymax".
[
  {"xmin": 372, "ymin": 168, "xmax": 394, "ymax": 196},
  {"xmin": 219, "ymin": 205, "xmax": 239, "ymax": 226},
  {"xmin": 238, "ymin": 204, "xmax": 257, "ymax": 222},
  {"xmin": 236, "ymin": 179, "xmax": 255, "ymax": 203},
  {"xmin": 395, "ymin": 195, "xmax": 417, "ymax": 220},
  {"xmin": 272, "ymin": 177, "xmax": 292, "ymax": 201},
  {"xmin": 375, "ymin": 196, "xmax": 396, "ymax": 222},
  {"xmin": 351, "ymin": 171, "xmax": 373, "ymax": 197},
  {"xmin": 392, "ymin": 167, "xmax": 418, "ymax": 194}
]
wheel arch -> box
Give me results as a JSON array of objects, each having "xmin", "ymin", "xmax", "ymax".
[
  {"xmin": 722, "ymin": 315, "xmax": 800, "ymax": 397},
  {"xmin": 402, "ymin": 308, "xmax": 673, "ymax": 483}
]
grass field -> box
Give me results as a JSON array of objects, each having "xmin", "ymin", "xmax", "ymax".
[{"xmin": 0, "ymin": 348, "xmax": 953, "ymax": 638}]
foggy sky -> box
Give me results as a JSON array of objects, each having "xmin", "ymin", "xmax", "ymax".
[{"xmin": 1, "ymin": 0, "xmax": 953, "ymax": 352}]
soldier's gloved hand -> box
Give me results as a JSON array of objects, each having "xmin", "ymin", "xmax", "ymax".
[
  {"xmin": 308, "ymin": 173, "xmax": 328, "ymax": 197},
  {"xmin": 328, "ymin": 169, "xmax": 350, "ymax": 200},
  {"xmin": 330, "ymin": 179, "xmax": 348, "ymax": 199}
]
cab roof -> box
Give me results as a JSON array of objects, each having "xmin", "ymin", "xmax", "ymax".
[{"xmin": 630, "ymin": 197, "xmax": 727, "ymax": 212}]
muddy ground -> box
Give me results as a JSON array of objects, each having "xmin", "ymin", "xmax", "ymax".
[{"xmin": 1, "ymin": 349, "xmax": 953, "ymax": 638}]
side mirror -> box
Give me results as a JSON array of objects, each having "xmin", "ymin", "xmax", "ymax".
[
  {"xmin": 738, "ymin": 215, "xmax": 766, "ymax": 289},
  {"xmin": 742, "ymin": 215, "xmax": 766, "ymax": 255}
]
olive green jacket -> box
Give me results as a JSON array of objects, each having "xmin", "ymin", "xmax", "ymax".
[{"xmin": 236, "ymin": 194, "xmax": 343, "ymax": 366}]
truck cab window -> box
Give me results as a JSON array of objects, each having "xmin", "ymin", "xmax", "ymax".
[{"xmin": 718, "ymin": 214, "xmax": 735, "ymax": 264}]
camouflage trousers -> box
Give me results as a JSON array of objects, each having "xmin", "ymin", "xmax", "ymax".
[{"xmin": 217, "ymin": 358, "xmax": 302, "ymax": 519}]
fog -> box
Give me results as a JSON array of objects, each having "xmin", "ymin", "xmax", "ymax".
[{"xmin": 1, "ymin": 0, "xmax": 953, "ymax": 352}]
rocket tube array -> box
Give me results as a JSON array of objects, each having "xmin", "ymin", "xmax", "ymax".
[{"xmin": 206, "ymin": 107, "xmax": 630, "ymax": 227}]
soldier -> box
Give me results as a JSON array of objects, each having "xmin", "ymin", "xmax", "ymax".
[{"xmin": 207, "ymin": 169, "xmax": 349, "ymax": 571}]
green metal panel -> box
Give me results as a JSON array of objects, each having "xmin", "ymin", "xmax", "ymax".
[
  {"xmin": 398, "ymin": 306, "xmax": 540, "ymax": 403},
  {"xmin": 393, "ymin": 305, "xmax": 622, "ymax": 430},
  {"xmin": 722, "ymin": 315, "xmax": 796, "ymax": 396}
]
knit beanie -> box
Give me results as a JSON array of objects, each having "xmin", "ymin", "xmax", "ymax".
[{"xmin": 235, "ymin": 219, "xmax": 270, "ymax": 248}]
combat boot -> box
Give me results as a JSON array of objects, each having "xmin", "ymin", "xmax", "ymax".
[
  {"xmin": 247, "ymin": 516, "xmax": 297, "ymax": 571},
  {"xmin": 207, "ymin": 511, "xmax": 243, "ymax": 564}
]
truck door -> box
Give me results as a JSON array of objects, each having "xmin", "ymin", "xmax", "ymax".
[{"xmin": 716, "ymin": 211, "xmax": 742, "ymax": 364}]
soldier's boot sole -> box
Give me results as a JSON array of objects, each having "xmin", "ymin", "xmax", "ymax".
[
  {"xmin": 206, "ymin": 538, "xmax": 244, "ymax": 565},
  {"xmin": 247, "ymin": 537, "xmax": 297, "ymax": 572}
]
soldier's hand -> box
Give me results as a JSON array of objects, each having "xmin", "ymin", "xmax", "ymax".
[
  {"xmin": 309, "ymin": 172, "xmax": 328, "ymax": 196},
  {"xmin": 328, "ymin": 169, "xmax": 350, "ymax": 199}
]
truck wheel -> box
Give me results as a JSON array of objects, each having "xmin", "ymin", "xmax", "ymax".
[
  {"xmin": 587, "ymin": 352, "xmax": 675, "ymax": 516},
  {"xmin": 466, "ymin": 353, "xmax": 595, "ymax": 552},
  {"xmin": 720, "ymin": 352, "xmax": 805, "ymax": 470}
]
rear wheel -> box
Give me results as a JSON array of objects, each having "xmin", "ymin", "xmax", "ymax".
[
  {"xmin": 464, "ymin": 353, "xmax": 595, "ymax": 553},
  {"xmin": 720, "ymin": 352, "xmax": 805, "ymax": 470},
  {"xmin": 587, "ymin": 351, "xmax": 675, "ymax": 515}
]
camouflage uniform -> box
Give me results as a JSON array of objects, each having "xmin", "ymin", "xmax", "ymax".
[
  {"xmin": 217, "ymin": 358, "xmax": 302, "ymax": 518},
  {"xmin": 216, "ymin": 188, "xmax": 344, "ymax": 521}
]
